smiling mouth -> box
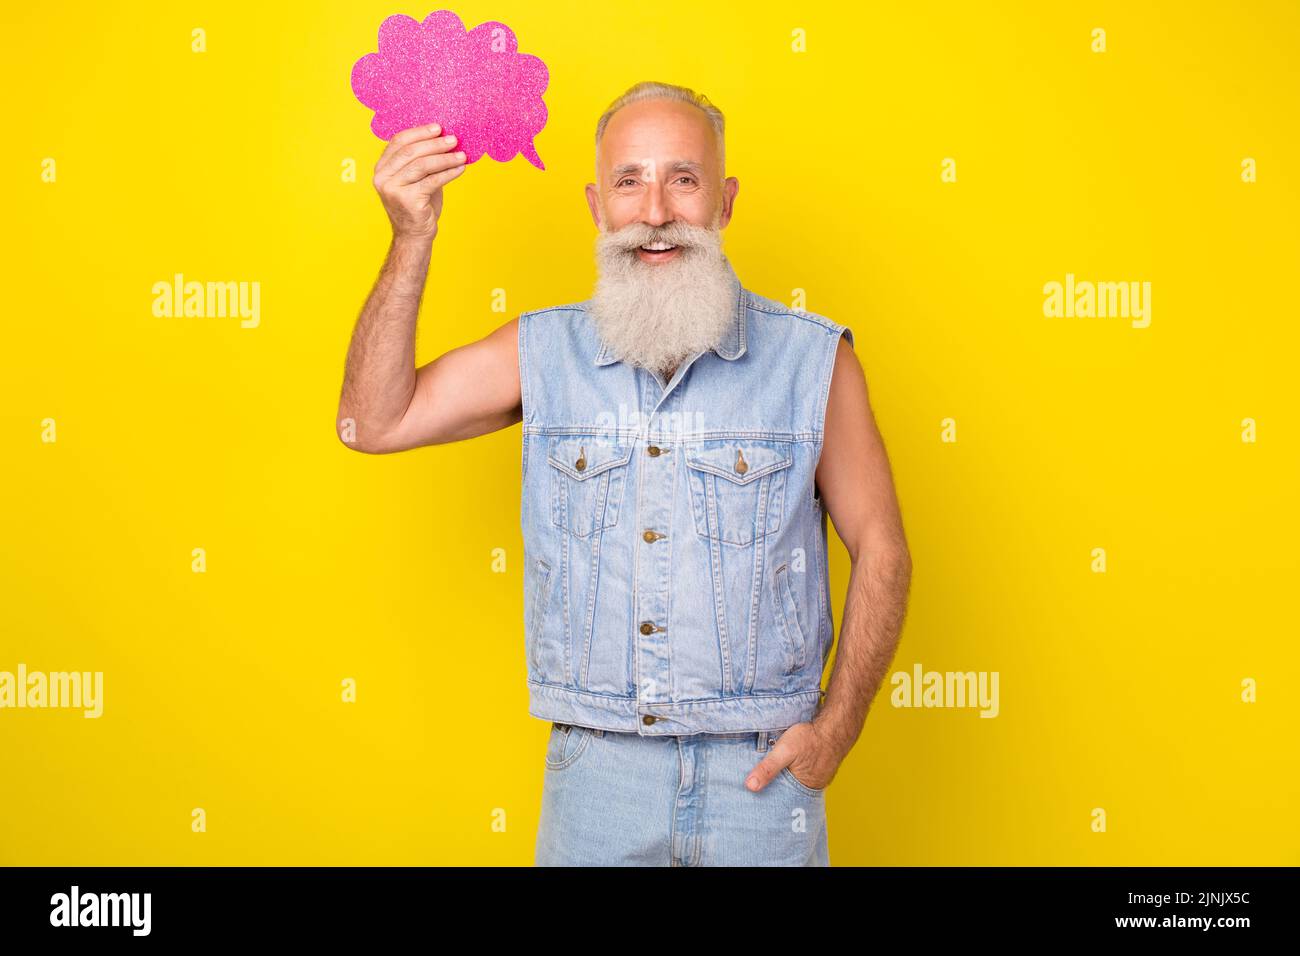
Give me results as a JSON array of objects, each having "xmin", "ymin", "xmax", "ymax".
[{"xmin": 637, "ymin": 243, "xmax": 680, "ymax": 260}]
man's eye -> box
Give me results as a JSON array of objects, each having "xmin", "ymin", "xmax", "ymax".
[{"xmin": 617, "ymin": 178, "xmax": 636, "ymax": 187}]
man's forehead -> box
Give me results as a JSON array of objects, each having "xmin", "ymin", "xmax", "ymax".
[{"xmin": 597, "ymin": 100, "xmax": 720, "ymax": 178}]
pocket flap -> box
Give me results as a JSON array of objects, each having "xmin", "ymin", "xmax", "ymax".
[
  {"xmin": 685, "ymin": 440, "xmax": 794, "ymax": 485},
  {"xmin": 546, "ymin": 436, "xmax": 633, "ymax": 481}
]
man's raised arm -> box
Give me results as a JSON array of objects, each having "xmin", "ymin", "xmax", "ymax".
[{"xmin": 336, "ymin": 122, "xmax": 522, "ymax": 455}]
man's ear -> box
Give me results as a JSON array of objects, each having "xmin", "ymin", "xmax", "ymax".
[
  {"xmin": 584, "ymin": 183, "xmax": 602, "ymax": 229},
  {"xmin": 718, "ymin": 176, "xmax": 739, "ymax": 229}
]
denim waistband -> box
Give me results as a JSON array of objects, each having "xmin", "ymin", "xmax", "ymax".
[{"xmin": 555, "ymin": 723, "xmax": 783, "ymax": 752}]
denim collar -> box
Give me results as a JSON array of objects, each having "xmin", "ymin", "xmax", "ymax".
[{"xmin": 591, "ymin": 266, "xmax": 747, "ymax": 366}]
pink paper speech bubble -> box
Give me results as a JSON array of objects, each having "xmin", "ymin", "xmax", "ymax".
[{"xmin": 351, "ymin": 10, "xmax": 549, "ymax": 169}]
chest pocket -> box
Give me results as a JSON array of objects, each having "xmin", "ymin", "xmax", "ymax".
[
  {"xmin": 684, "ymin": 439, "xmax": 794, "ymax": 546},
  {"xmin": 547, "ymin": 436, "xmax": 633, "ymax": 538}
]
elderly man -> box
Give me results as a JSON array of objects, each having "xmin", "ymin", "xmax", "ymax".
[{"xmin": 336, "ymin": 80, "xmax": 912, "ymax": 866}]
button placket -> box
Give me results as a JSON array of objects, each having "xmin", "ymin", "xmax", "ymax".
[{"xmin": 633, "ymin": 385, "xmax": 679, "ymax": 730}]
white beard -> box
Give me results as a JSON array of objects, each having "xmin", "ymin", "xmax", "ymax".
[{"xmin": 588, "ymin": 219, "xmax": 738, "ymax": 379}]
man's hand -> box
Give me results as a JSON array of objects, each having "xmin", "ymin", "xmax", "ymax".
[
  {"xmin": 744, "ymin": 720, "xmax": 842, "ymax": 793},
  {"xmin": 373, "ymin": 122, "xmax": 467, "ymax": 243}
]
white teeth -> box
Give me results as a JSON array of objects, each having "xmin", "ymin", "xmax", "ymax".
[{"xmin": 641, "ymin": 242, "xmax": 676, "ymax": 251}]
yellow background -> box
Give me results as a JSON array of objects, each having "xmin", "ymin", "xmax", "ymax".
[{"xmin": 2, "ymin": 0, "xmax": 1296, "ymax": 865}]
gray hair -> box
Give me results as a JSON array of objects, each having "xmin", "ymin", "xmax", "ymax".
[{"xmin": 594, "ymin": 81, "xmax": 726, "ymax": 177}]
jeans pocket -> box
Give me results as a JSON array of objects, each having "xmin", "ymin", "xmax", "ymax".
[
  {"xmin": 544, "ymin": 722, "xmax": 593, "ymax": 771},
  {"xmin": 769, "ymin": 726, "xmax": 825, "ymax": 797},
  {"xmin": 778, "ymin": 765, "xmax": 826, "ymax": 798}
]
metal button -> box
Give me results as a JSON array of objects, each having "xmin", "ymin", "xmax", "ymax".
[
  {"xmin": 734, "ymin": 447, "xmax": 748, "ymax": 474},
  {"xmin": 642, "ymin": 715, "xmax": 657, "ymax": 725},
  {"xmin": 639, "ymin": 621, "xmax": 654, "ymax": 635},
  {"xmin": 642, "ymin": 529, "xmax": 663, "ymax": 543},
  {"xmin": 575, "ymin": 445, "xmax": 586, "ymax": 471},
  {"xmin": 647, "ymin": 445, "xmax": 662, "ymax": 456}
]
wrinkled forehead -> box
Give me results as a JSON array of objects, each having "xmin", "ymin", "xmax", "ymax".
[{"xmin": 595, "ymin": 99, "xmax": 721, "ymax": 181}]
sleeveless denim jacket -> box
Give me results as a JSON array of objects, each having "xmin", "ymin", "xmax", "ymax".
[{"xmin": 518, "ymin": 265, "xmax": 854, "ymax": 735}]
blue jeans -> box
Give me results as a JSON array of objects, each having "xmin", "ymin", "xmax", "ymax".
[{"xmin": 535, "ymin": 722, "xmax": 830, "ymax": 866}]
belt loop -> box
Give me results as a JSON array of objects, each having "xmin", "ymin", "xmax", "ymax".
[
  {"xmin": 755, "ymin": 731, "xmax": 767, "ymax": 753},
  {"xmin": 593, "ymin": 727, "xmax": 604, "ymax": 737}
]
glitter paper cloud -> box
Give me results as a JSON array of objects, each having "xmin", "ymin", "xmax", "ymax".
[{"xmin": 351, "ymin": 10, "xmax": 549, "ymax": 170}]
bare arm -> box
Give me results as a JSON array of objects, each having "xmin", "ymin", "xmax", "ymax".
[
  {"xmin": 744, "ymin": 334, "xmax": 912, "ymax": 794},
  {"xmin": 812, "ymin": 336, "xmax": 913, "ymax": 765},
  {"xmin": 336, "ymin": 122, "xmax": 521, "ymax": 454}
]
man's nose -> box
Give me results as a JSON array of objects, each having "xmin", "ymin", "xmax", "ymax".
[{"xmin": 639, "ymin": 177, "xmax": 672, "ymax": 227}]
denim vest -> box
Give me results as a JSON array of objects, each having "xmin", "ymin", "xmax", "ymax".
[{"xmin": 518, "ymin": 266, "xmax": 854, "ymax": 735}]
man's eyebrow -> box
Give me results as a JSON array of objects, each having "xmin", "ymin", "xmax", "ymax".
[
  {"xmin": 609, "ymin": 159, "xmax": 706, "ymax": 182},
  {"xmin": 667, "ymin": 160, "xmax": 705, "ymax": 176}
]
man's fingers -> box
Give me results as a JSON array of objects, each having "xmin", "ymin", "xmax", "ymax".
[
  {"xmin": 412, "ymin": 162, "xmax": 468, "ymax": 194},
  {"xmin": 375, "ymin": 123, "xmax": 446, "ymax": 172},
  {"xmin": 745, "ymin": 752, "xmax": 786, "ymax": 792},
  {"xmin": 376, "ymin": 124, "xmax": 439, "ymax": 169},
  {"xmin": 376, "ymin": 133, "xmax": 460, "ymax": 179},
  {"xmin": 391, "ymin": 151, "xmax": 467, "ymax": 187}
]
